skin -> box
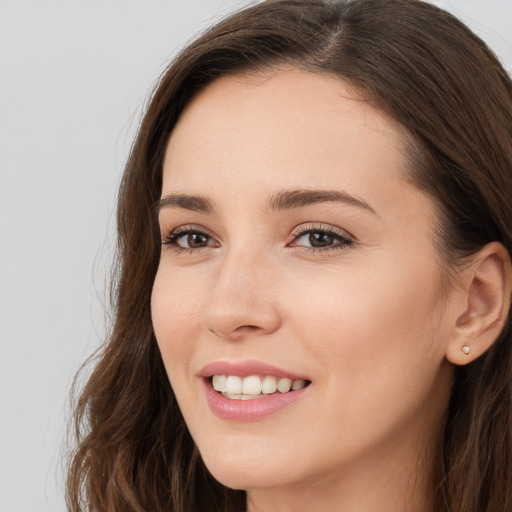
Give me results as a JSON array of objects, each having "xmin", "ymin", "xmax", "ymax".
[{"xmin": 151, "ymin": 69, "xmax": 467, "ymax": 512}]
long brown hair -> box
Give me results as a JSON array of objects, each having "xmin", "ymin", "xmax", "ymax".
[{"xmin": 66, "ymin": 1, "xmax": 512, "ymax": 510}]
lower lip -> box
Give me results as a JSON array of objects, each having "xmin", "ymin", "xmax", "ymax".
[{"xmin": 202, "ymin": 379, "xmax": 309, "ymax": 421}]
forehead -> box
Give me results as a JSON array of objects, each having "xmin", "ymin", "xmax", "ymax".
[{"xmin": 162, "ymin": 68, "xmax": 417, "ymax": 217}]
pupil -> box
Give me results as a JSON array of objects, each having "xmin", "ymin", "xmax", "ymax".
[
  {"xmin": 309, "ymin": 232, "xmax": 333, "ymax": 247},
  {"xmin": 188, "ymin": 233, "xmax": 207, "ymax": 248}
]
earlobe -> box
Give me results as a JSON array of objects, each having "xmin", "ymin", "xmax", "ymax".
[{"xmin": 446, "ymin": 242, "xmax": 512, "ymax": 366}]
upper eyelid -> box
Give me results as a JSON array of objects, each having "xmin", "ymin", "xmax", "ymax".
[
  {"xmin": 289, "ymin": 223, "xmax": 354, "ymax": 240},
  {"xmin": 163, "ymin": 223, "xmax": 218, "ymax": 239}
]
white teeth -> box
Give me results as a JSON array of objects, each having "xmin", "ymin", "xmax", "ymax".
[
  {"xmin": 224, "ymin": 393, "xmax": 261, "ymax": 400},
  {"xmin": 225, "ymin": 376, "xmax": 242, "ymax": 395},
  {"xmin": 292, "ymin": 379, "xmax": 306, "ymax": 391},
  {"xmin": 277, "ymin": 378, "xmax": 292, "ymax": 393},
  {"xmin": 212, "ymin": 375, "xmax": 308, "ymax": 399},
  {"xmin": 242, "ymin": 375, "xmax": 262, "ymax": 395},
  {"xmin": 261, "ymin": 375, "xmax": 277, "ymax": 394},
  {"xmin": 212, "ymin": 375, "xmax": 227, "ymax": 393}
]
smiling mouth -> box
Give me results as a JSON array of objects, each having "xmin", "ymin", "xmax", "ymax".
[{"xmin": 210, "ymin": 375, "xmax": 311, "ymax": 400}]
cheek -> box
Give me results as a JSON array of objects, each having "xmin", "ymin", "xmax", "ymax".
[
  {"xmin": 151, "ymin": 270, "xmax": 204, "ymax": 379},
  {"xmin": 285, "ymin": 256, "xmax": 447, "ymax": 396},
  {"xmin": 289, "ymin": 260, "xmax": 440, "ymax": 335},
  {"xmin": 278, "ymin": 260, "xmax": 451, "ymax": 457}
]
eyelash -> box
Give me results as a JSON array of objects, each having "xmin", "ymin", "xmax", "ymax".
[
  {"xmin": 289, "ymin": 223, "xmax": 354, "ymax": 253},
  {"xmin": 161, "ymin": 223, "xmax": 354, "ymax": 254},
  {"xmin": 162, "ymin": 226, "xmax": 218, "ymax": 254}
]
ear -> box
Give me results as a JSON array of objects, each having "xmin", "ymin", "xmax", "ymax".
[{"xmin": 446, "ymin": 242, "xmax": 512, "ymax": 366}]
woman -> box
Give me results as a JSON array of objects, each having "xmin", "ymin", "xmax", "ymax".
[{"xmin": 67, "ymin": 0, "xmax": 512, "ymax": 510}]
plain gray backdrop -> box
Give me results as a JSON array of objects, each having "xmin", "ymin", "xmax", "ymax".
[{"xmin": 1, "ymin": 1, "xmax": 511, "ymax": 510}]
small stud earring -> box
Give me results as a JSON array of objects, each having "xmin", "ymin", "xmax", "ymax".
[{"xmin": 462, "ymin": 345, "xmax": 470, "ymax": 355}]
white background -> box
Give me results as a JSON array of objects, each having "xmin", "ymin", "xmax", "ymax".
[{"xmin": 1, "ymin": 1, "xmax": 511, "ymax": 511}]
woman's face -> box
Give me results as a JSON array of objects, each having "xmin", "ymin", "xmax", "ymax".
[{"xmin": 152, "ymin": 70, "xmax": 456, "ymax": 499}]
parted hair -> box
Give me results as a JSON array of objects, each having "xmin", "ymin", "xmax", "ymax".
[{"xmin": 66, "ymin": 1, "xmax": 512, "ymax": 510}]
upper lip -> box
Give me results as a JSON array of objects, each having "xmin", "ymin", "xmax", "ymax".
[{"xmin": 198, "ymin": 360, "xmax": 310, "ymax": 381}]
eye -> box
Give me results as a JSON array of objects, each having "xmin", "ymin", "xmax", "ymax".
[
  {"xmin": 289, "ymin": 224, "xmax": 354, "ymax": 252},
  {"xmin": 163, "ymin": 227, "xmax": 218, "ymax": 252}
]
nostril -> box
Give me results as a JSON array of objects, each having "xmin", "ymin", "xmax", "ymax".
[
  {"xmin": 208, "ymin": 325, "xmax": 260, "ymax": 339},
  {"xmin": 235, "ymin": 325, "xmax": 260, "ymax": 332}
]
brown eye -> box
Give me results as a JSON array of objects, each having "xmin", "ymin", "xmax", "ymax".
[
  {"xmin": 291, "ymin": 226, "xmax": 353, "ymax": 252},
  {"xmin": 164, "ymin": 229, "xmax": 217, "ymax": 250},
  {"xmin": 180, "ymin": 232, "xmax": 210, "ymax": 248},
  {"xmin": 308, "ymin": 232, "xmax": 335, "ymax": 247}
]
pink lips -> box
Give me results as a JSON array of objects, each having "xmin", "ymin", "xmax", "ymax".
[{"xmin": 199, "ymin": 360, "xmax": 310, "ymax": 422}]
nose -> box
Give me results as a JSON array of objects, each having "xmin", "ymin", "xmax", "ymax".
[{"xmin": 201, "ymin": 249, "xmax": 281, "ymax": 342}]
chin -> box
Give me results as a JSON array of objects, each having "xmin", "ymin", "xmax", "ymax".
[
  {"xmin": 206, "ymin": 466, "xmax": 281, "ymax": 491},
  {"xmin": 199, "ymin": 447, "xmax": 293, "ymax": 491}
]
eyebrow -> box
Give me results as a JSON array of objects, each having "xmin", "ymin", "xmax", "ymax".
[
  {"xmin": 156, "ymin": 193, "xmax": 214, "ymax": 214},
  {"xmin": 156, "ymin": 189, "xmax": 376, "ymax": 216},
  {"xmin": 266, "ymin": 189, "xmax": 377, "ymax": 215}
]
